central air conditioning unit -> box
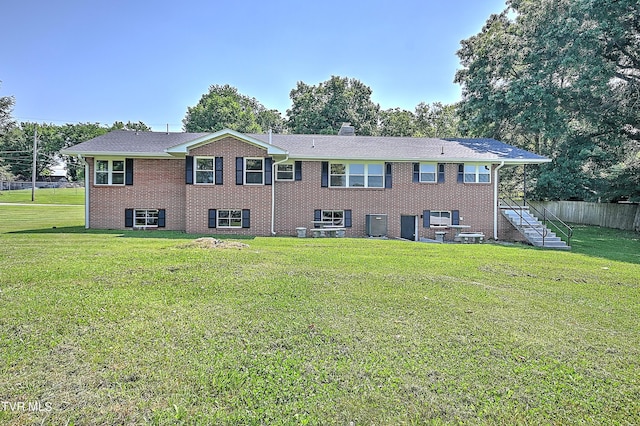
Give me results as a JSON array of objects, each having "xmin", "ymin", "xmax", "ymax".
[{"xmin": 366, "ymin": 214, "xmax": 388, "ymax": 237}]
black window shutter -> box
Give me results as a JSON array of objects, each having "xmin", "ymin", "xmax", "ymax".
[
  {"xmin": 236, "ymin": 157, "xmax": 244, "ymax": 185},
  {"xmin": 186, "ymin": 156, "xmax": 194, "ymax": 185},
  {"xmin": 215, "ymin": 157, "xmax": 223, "ymax": 185},
  {"xmin": 438, "ymin": 163, "xmax": 445, "ymax": 183},
  {"xmin": 344, "ymin": 210, "xmax": 352, "ymax": 228},
  {"xmin": 294, "ymin": 161, "xmax": 302, "ymax": 181},
  {"xmin": 158, "ymin": 209, "xmax": 166, "ymax": 228},
  {"xmin": 413, "ymin": 163, "xmax": 420, "ymax": 183},
  {"xmin": 265, "ymin": 157, "xmax": 273, "ymax": 185},
  {"xmin": 125, "ymin": 209, "xmax": 133, "ymax": 227},
  {"xmin": 452, "ymin": 210, "xmax": 460, "ymax": 226},
  {"xmin": 423, "ymin": 210, "xmax": 431, "ymax": 228},
  {"xmin": 321, "ymin": 162, "xmax": 329, "ymax": 187},
  {"xmin": 314, "ymin": 209, "xmax": 321, "ymax": 228},
  {"xmin": 242, "ymin": 209, "xmax": 250, "ymax": 228},
  {"xmin": 125, "ymin": 158, "xmax": 133, "ymax": 185},
  {"xmin": 457, "ymin": 164, "xmax": 464, "ymax": 183},
  {"xmin": 208, "ymin": 209, "xmax": 217, "ymax": 228},
  {"xmin": 385, "ymin": 162, "xmax": 392, "ymax": 188}
]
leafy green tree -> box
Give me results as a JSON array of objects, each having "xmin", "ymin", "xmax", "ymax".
[
  {"xmin": 183, "ymin": 84, "xmax": 279, "ymax": 133},
  {"xmin": 456, "ymin": 0, "xmax": 640, "ymax": 201},
  {"xmin": 110, "ymin": 121, "xmax": 152, "ymax": 132},
  {"xmin": 378, "ymin": 108, "xmax": 416, "ymax": 137},
  {"xmin": 287, "ymin": 76, "xmax": 380, "ymax": 135},
  {"xmin": 0, "ymin": 85, "xmax": 17, "ymax": 180},
  {"xmin": 414, "ymin": 102, "xmax": 461, "ymax": 137},
  {"xmin": 1, "ymin": 122, "xmax": 111, "ymax": 181}
]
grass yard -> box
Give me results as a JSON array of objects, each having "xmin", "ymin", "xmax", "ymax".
[
  {"xmin": 0, "ymin": 205, "xmax": 638, "ymax": 425},
  {"xmin": 0, "ymin": 187, "xmax": 85, "ymax": 205}
]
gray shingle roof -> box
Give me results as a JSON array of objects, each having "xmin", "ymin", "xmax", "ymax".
[
  {"xmin": 61, "ymin": 130, "xmax": 209, "ymax": 157},
  {"xmin": 248, "ymin": 134, "xmax": 548, "ymax": 163},
  {"xmin": 62, "ymin": 130, "xmax": 549, "ymax": 164}
]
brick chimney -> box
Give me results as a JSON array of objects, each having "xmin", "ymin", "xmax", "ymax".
[{"xmin": 338, "ymin": 122, "xmax": 355, "ymax": 136}]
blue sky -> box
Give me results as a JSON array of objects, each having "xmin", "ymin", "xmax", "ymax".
[{"xmin": 2, "ymin": 0, "xmax": 507, "ymax": 132}]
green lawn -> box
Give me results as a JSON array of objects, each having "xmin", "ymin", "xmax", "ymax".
[
  {"xmin": 1, "ymin": 205, "xmax": 638, "ymax": 424},
  {"xmin": 0, "ymin": 187, "xmax": 85, "ymax": 205}
]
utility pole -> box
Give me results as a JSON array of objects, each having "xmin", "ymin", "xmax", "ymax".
[{"xmin": 31, "ymin": 126, "xmax": 37, "ymax": 202}]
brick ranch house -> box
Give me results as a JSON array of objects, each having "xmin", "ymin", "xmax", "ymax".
[{"xmin": 61, "ymin": 127, "xmax": 549, "ymax": 241}]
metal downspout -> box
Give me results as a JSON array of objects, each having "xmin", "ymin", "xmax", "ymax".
[{"xmin": 493, "ymin": 161, "xmax": 505, "ymax": 240}]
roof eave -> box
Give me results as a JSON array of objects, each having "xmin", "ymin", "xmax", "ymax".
[{"xmin": 60, "ymin": 149, "xmax": 174, "ymax": 159}]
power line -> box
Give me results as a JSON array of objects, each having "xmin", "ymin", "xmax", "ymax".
[{"xmin": 13, "ymin": 115, "xmax": 183, "ymax": 130}]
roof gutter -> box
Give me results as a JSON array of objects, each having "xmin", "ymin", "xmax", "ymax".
[
  {"xmin": 282, "ymin": 155, "xmax": 551, "ymax": 165},
  {"xmin": 271, "ymin": 154, "xmax": 289, "ymax": 236},
  {"xmin": 493, "ymin": 161, "xmax": 505, "ymax": 240}
]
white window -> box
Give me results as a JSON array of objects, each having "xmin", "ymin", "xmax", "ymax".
[
  {"xmin": 217, "ymin": 209, "xmax": 242, "ymax": 228},
  {"xmin": 464, "ymin": 164, "xmax": 491, "ymax": 183},
  {"xmin": 420, "ymin": 163, "xmax": 437, "ymax": 183},
  {"xmin": 95, "ymin": 159, "xmax": 125, "ymax": 185},
  {"xmin": 329, "ymin": 163, "xmax": 384, "ymax": 188},
  {"xmin": 195, "ymin": 157, "xmax": 215, "ymax": 184},
  {"xmin": 430, "ymin": 211, "xmax": 451, "ymax": 227},
  {"xmin": 276, "ymin": 163, "xmax": 294, "ymax": 181},
  {"xmin": 245, "ymin": 158, "xmax": 264, "ymax": 184},
  {"xmin": 322, "ymin": 210, "xmax": 344, "ymax": 226},
  {"xmin": 367, "ymin": 164, "xmax": 384, "ymax": 187},
  {"xmin": 134, "ymin": 209, "xmax": 158, "ymax": 228},
  {"xmin": 330, "ymin": 163, "xmax": 346, "ymax": 187}
]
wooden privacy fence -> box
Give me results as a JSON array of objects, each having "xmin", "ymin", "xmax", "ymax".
[{"xmin": 529, "ymin": 201, "xmax": 640, "ymax": 232}]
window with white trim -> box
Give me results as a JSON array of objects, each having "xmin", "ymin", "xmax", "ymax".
[
  {"xmin": 329, "ymin": 163, "xmax": 384, "ymax": 188},
  {"xmin": 134, "ymin": 209, "xmax": 159, "ymax": 228},
  {"xmin": 245, "ymin": 158, "xmax": 264, "ymax": 184},
  {"xmin": 419, "ymin": 163, "xmax": 437, "ymax": 183},
  {"xmin": 430, "ymin": 211, "xmax": 451, "ymax": 227},
  {"xmin": 195, "ymin": 157, "xmax": 215, "ymax": 184},
  {"xmin": 217, "ymin": 209, "xmax": 242, "ymax": 228},
  {"xmin": 464, "ymin": 164, "xmax": 491, "ymax": 183},
  {"xmin": 322, "ymin": 210, "xmax": 344, "ymax": 226},
  {"xmin": 276, "ymin": 163, "xmax": 294, "ymax": 181},
  {"xmin": 95, "ymin": 159, "xmax": 125, "ymax": 185}
]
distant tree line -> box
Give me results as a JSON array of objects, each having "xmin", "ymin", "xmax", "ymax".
[
  {"xmin": 0, "ymin": 92, "xmax": 150, "ymax": 181},
  {"xmin": 183, "ymin": 80, "xmax": 460, "ymax": 138}
]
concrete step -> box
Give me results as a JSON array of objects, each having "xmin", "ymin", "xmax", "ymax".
[
  {"xmin": 501, "ymin": 208, "xmax": 571, "ymax": 251},
  {"xmin": 531, "ymin": 241, "xmax": 571, "ymax": 250},
  {"xmin": 529, "ymin": 237, "xmax": 563, "ymax": 244}
]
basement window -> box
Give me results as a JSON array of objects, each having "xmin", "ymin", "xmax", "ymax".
[
  {"xmin": 134, "ymin": 209, "xmax": 159, "ymax": 228},
  {"xmin": 322, "ymin": 210, "xmax": 344, "ymax": 227},
  {"xmin": 217, "ymin": 209, "xmax": 243, "ymax": 228},
  {"xmin": 430, "ymin": 211, "xmax": 451, "ymax": 227}
]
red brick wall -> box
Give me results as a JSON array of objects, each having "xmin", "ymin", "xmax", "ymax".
[
  {"xmin": 87, "ymin": 157, "xmax": 186, "ymax": 230},
  {"xmin": 185, "ymin": 137, "xmax": 272, "ymax": 235},
  {"xmin": 274, "ymin": 162, "xmax": 497, "ymax": 240}
]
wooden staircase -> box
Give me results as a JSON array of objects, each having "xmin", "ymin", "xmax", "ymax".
[{"xmin": 500, "ymin": 198, "xmax": 572, "ymax": 250}]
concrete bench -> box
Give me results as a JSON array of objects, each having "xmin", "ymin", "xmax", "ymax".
[
  {"xmin": 454, "ymin": 232, "xmax": 485, "ymax": 243},
  {"xmin": 311, "ymin": 228, "xmax": 346, "ymax": 238},
  {"xmin": 434, "ymin": 231, "xmax": 447, "ymax": 242}
]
